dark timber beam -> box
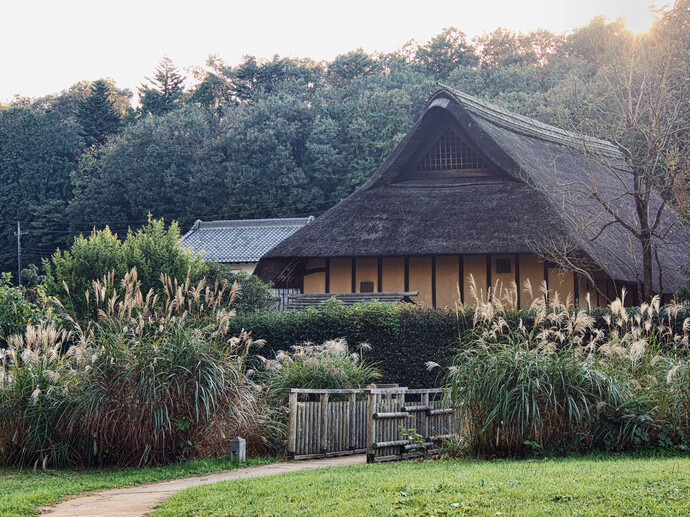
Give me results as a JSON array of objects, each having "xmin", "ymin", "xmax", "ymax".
[
  {"xmin": 514, "ymin": 254, "xmax": 520, "ymax": 309},
  {"xmin": 458, "ymin": 255, "xmax": 464, "ymax": 304},
  {"xmin": 486, "ymin": 254, "xmax": 492, "ymax": 292},
  {"xmin": 404, "ymin": 257, "xmax": 410, "ymax": 292},
  {"xmin": 325, "ymin": 258, "xmax": 330, "ymax": 294},
  {"xmin": 377, "ymin": 257, "xmax": 383, "ymax": 293},
  {"xmin": 431, "ymin": 256, "xmax": 436, "ymax": 308},
  {"xmin": 351, "ymin": 258, "xmax": 356, "ymax": 293}
]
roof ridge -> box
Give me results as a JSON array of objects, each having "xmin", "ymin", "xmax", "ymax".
[
  {"xmin": 435, "ymin": 84, "xmax": 621, "ymax": 158},
  {"xmin": 196, "ymin": 217, "xmax": 314, "ymax": 229}
]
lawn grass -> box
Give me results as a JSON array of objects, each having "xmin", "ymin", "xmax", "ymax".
[
  {"xmin": 0, "ymin": 456, "xmax": 276, "ymax": 517},
  {"xmin": 155, "ymin": 453, "xmax": 690, "ymax": 516}
]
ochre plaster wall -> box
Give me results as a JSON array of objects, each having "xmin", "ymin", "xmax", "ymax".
[
  {"xmin": 330, "ymin": 258, "xmax": 351, "ymax": 293},
  {"xmin": 409, "ymin": 256, "xmax": 432, "ymax": 305},
  {"xmin": 519, "ymin": 255, "xmax": 544, "ymax": 308},
  {"xmin": 299, "ymin": 255, "xmax": 613, "ymax": 307},
  {"xmin": 548, "ymin": 266, "xmax": 575, "ymax": 306},
  {"xmin": 491, "ymin": 254, "xmax": 516, "ymax": 305},
  {"xmin": 356, "ymin": 258, "xmax": 378, "ymax": 292},
  {"xmin": 303, "ymin": 258, "xmax": 325, "ymax": 294},
  {"xmin": 463, "ymin": 255, "xmax": 487, "ymax": 304},
  {"xmin": 436, "ymin": 255, "xmax": 460, "ymax": 308},
  {"xmin": 382, "ymin": 257, "xmax": 404, "ymax": 292}
]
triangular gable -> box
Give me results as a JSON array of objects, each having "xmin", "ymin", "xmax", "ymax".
[
  {"xmin": 391, "ymin": 122, "xmax": 509, "ymax": 184},
  {"xmin": 413, "ymin": 129, "xmax": 487, "ymax": 173}
]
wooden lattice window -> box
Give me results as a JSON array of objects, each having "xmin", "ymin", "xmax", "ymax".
[
  {"xmin": 360, "ymin": 281, "xmax": 374, "ymax": 293},
  {"xmin": 413, "ymin": 130, "xmax": 487, "ymax": 172},
  {"xmin": 496, "ymin": 258, "xmax": 511, "ymax": 274}
]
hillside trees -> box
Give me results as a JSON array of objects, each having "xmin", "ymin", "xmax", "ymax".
[
  {"xmin": 70, "ymin": 105, "xmax": 228, "ymax": 226},
  {"xmin": 0, "ymin": 107, "xmax": 83, "ymax": 274}
]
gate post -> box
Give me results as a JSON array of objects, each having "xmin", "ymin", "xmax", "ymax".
[
  {"xmin": 348, "ymin": 392, "xmax": 356, "ymax": 451},
  {"xmin": 319, "ymin": 393, "xmax": 329, "ymax": 456},
  {"xmin": 287, "ymin": 391, "xmax": 297, "ymax": 459},
  {"xmin": 366, "ymin": 390, "xmax": 377, "ymax": 463}
]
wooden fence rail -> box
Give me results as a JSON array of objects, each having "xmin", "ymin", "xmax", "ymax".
[{"xmin": 286, "ymin": 387, "xmax": 457, "ymax": 463}]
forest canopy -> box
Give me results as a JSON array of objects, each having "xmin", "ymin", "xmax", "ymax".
[{"xmin": 1, "ymin": 3, "xmax": 689, "ymax": 279}]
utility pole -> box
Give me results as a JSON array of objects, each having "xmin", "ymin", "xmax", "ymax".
[{"xmin": 14, "ymin": 222, "xmax": 28, "ymax": 286}]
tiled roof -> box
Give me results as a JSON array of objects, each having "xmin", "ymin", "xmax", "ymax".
[
  {"xmin": 181, "ymin": 217, "xmax": 313, "ymax": 263},
  {"xmin": 286, "ymin": 292, "xmax": 418, "ymax": 311}
]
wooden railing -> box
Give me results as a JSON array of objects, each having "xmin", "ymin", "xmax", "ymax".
[{"xmin": 286, "ymin": 387, "xmax": 456, "ymax": 462}]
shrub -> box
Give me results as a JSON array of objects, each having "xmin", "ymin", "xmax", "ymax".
[
  {"xmin": 229, "ymin": 301, "xmax": 460, "ymax": 388},
  {"xmin": 0, "ymin": 268, "xmax": 279, "ymax": 468},
  {"xmin": 0, "ymin": 324, "xmax": 74, "ymax": 469},
  {"xmin": 44, "ymin": 217, "xmax": 204, "ymax": 320},
  {"xmin": 442, "ymin": 284, "xmax": 690, "ymax": 457},
  {"xmin": 226, "ymin": 294, "xmax": 689, "ymax": 389},
  {"xmin": 260, "ymin": 338, "xmax": 380, "ymax": 405},
  {"xmin": 200, "ymin": 262, "xmax": 276, "ymax": 313},
  {"xmin": 0, "ymin": 272, "xmax": 57, "ymax": 347}
]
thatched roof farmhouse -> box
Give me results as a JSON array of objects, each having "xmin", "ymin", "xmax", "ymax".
[{"xmin": 256, "ymin": 87, "xmax": 689, "ymax": 307}]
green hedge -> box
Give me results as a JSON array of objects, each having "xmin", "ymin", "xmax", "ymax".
[{"xmin": 229, "ymin": 300, "xmax": 690, "ymax": 388}]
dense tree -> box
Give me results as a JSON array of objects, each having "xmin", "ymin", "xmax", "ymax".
[
  {"xmin": 76, "ymin": 79, "xmax": 121, "ymax": 147},
  {"xmin": 414, "ymin": 27, "xmax": 478, "ymax": 79},
  {"xmin": 70, "ymin": 105, "xmax": 227, "ymax": 226},
  {"xmin": 0, "ymin": 106, "xmax": 82, "ymax": 274},
  {"xmin": 327, "ymin": 50, "xmax": 378, "ymax": 85},
  {"xmin": 139, "ymin": 57, "xmax": 186, "ymax": 116}
]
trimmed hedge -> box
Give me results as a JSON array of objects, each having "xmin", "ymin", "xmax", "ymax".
[{"xmin": 229, "ymin": 300, "xmax": 690, "ymax": 388}]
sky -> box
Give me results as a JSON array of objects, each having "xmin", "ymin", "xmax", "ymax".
[{"xmin": 0, "ymin": 0, "xmax": 669, "ymax": 103}]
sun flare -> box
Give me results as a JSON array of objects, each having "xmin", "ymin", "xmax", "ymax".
[{"xmin": 622, "ymin": 6, "xmax": 656, "ymax": 34}]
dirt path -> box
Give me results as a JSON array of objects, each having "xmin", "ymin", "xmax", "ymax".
[{"xmin": 40, "ymin": 455, "xmax": 366, "ymax": 517}]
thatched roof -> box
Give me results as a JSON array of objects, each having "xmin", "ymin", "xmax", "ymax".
[
  {"xmin": 181, "ymin": 217, "xmax": 313, "ymax": 263},
  {"xmin": 257, "ymin": 87, "xmax": 689, "ymax": 293}
]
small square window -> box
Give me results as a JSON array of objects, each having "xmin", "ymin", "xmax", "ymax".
[
  {"xmin": 360, "ymin": 281, "xmax": 374, "ymax": 293},
  {"xmin": 496, "ymin": 258, "xmax": 511, "ymax": 274}
]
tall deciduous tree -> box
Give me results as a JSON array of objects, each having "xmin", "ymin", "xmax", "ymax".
[{"xmin": 537, "ymin": 4, "xmax": 690, "ymax": 301}]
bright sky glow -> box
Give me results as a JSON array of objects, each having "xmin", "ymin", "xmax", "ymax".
[{"xmin": 0, "ymin": 0, "xmax": 668, "ymax": 103}]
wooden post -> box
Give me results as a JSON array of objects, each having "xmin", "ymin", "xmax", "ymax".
[
  {"xmin": 421, "ymin": 392, "xmax": 430, "ymax": 440},
  {"xmin": 348, "ymin": 393, "xmax": 356, "ymax": 451},
  {"xmin": 288, "ymin": 391, "xmax": 297, "ymax": 459},
  {"xmin": 319, "ymin": 393, "xmax": 329, "ymax": 456},
  {"xmin": 366, "ymin": 391, "xmax": 377, "ymax": 463}
]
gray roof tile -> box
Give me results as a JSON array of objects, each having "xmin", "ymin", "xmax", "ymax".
[{"xmin": 181, "ymin": 217, "xmax": 313, "ymax": 263}]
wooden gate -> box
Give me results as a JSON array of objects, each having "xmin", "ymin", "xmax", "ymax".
[
  {"xmin": 366, "ymin": 388, "xmax": 454, "ymax": 463},
  {"xmin": 286, "ymin": 387, "xmax": 456, "ymax": 462},
  {"xmin": 286, "ymin": 389, "xmax": 368, "ymax": 459}
]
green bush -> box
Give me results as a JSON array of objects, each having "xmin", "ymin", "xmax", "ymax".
[
  {"xmin": 200, "ymin": 262, "xmax": 276, "ymax": 314},
  {"xmin": 0, "ymin": 273, "xmax": 57, "ymax": 347},
  {"xmin": 443, "ymin": 294, "xmax": 690, "ymax": 457},
  {"xmin": 0, "ymin": 268, "xmax": 278, "ymax": 468},
  {"xmin": 260, "ymin": 338, "xmax": 380, "ymax": 405},
  {"xmin": 230, "ymin": 301, "xmax": 460, "ymax": 388},
  {"xmin": 44, "ymin": 218, "xmax": 204, "ymax": 319},
  {"xmin": 226, "ymin": 298, "xmax": 689, "ymax": 389}
]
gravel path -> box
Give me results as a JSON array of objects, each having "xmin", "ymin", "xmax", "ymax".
[{"xmin": 39, "ymin": 455, "xmax": 366, "ymax": 517}]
